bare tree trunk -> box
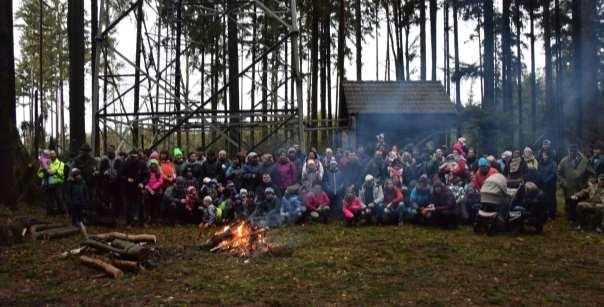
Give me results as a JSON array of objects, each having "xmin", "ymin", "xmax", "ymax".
[
  {"xmin": 337, "ymin": 0, "xmax": 348, "ymax": 121},
  {"xmin": 419, "ymin": 0, "xmax": 426, "ymax": 80},
  {"xmin": 542, "ymin": 0, "xmax": 554, "ymax": 143},
  {"xmin": 0, "ymin": 0, "xmax": 18, "ymax": 209},
  {"xmin": 68, "ymin": 0, "xmax": 86, "ymax": 155},
  {"xmin": 311, "ymin": 0, "xmax": 319, "ymax": 146},
  {"xmin": 227, "ymin": 0, "xmax": 240, "ymax": 152},
  {"xmin": 483, "ymin": 0, "xmax": 496, "ymax": 153},
  {"xmin": 429, "ymin": 0, "xmax": 437, "ymax": 81},
  {"xmin": 529, "ymin": 3, "xmax": 537, "ymax": 142},
  {"xmin": 354, "ymin": 0, "xmax": 362, "ymax": 81},
  {"xmin": 515, "ymin": 0, "xmax": 523, "ymax": 147}
]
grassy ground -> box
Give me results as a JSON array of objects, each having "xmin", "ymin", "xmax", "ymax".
[{"xmin": 1, "ymin": 203, "xmax": 604, "ymax": 306}]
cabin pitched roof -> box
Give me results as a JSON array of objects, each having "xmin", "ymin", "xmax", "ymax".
[{"xmin": 342, "ymin": 81, "xmax": 456, "ymax": 114}]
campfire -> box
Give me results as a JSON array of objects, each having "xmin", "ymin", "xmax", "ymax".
[{"xmin": 201, "ymin": 221, "xmax": 273, "ymax": 257}]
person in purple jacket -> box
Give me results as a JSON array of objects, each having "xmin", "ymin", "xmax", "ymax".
[{"xmin": 273, "ymin": 150, "xmax": 298, "ymax": 192}]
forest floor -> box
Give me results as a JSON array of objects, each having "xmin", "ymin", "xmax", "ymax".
[{"xmin": 1, "ymin": 201, "xmax": 604, "ymax": 306}]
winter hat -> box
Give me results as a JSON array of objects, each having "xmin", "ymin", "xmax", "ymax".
[
  {"xmin": 226, "ymin": 180, "xmax": 235, "ymax": 188},
  {"xmin": 478, "ymin": 157, "xmax": 489, "ymax": 168},
  {"xmin": 433, "ymin": 180, "xmax": 444, "ymax": 189},
  {"xmin": 265, "ymin": 187, "xmax": 275, "ymax": 194},
  {"xmin": 501, "ymin": 151, "xmax": 512, "ymax": 159},
  {"xmin": 543, "ymin": 139, "xmax": 552, "ymax": 146},
  {"xmin": 71, "ymin": 168, "xmax": 82, "ymax": 176},
  {"xmin": 149, "ymin": 151, "xmax": 160, "ymax": 160},
  {"xmin": 418, "ymin": 174, "xmax": 429, "ymax": 183},
  {"xmin": 458, "ymin": 137, "xmax": 466, "ymax": 144},
  {"xmin": 173, "ymin": 147, "xmax": 183, "ymax": 158},
  {"xmin": 148, "ymin": 159, "xmax": 159, "ymax": 167},
  {"xmin": 203, "ymin": 177, "xmax": 211, "ymax": 184},
  {"xmin": 186, "ymin": 186, "xmax": 197, "ymax": 195},
  {"xmin": 203, "ymin": 196, "xmax": 213, "ymax": 204},
  {"xmin": 365, "ymin": 174, "xmax": 374, "ymax": 182},
  {"xmin": 239, "ymin": 189, "xmax": 248, "ymax": 196},
  {"xmin": 446, "ymin": 154, "xmax": 456, "ymax": 161}
]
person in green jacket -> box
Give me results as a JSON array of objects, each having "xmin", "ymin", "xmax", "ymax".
[
  {"xmin": 37, "ymin": 150, "xmax": 66, "ymax": 215},
  {"xmin": 558, "ymin": 144, "xmax": 590, "ymax": 222},
  {"xmin": 573, "ymin": 174, "xmax": 604, "ymax": 232}
]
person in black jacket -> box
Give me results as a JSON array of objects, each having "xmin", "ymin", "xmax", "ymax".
[
  {"xmin": 99, "ymin": 145, "xmax": 123, "ymax": 221},
  {"xmin": 118, "ymin": 150, "xmax": 148, "ymax": 226},
  {"xmin": 200, "ymin": 150, "xmax": 223, "ymax": 181},
  {"xmin": 67, "ymin": 168, "xmax": 89, "ymax": 225}
]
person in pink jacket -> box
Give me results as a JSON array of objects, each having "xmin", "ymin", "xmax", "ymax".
[
  {"xmin": 144, "ymin": 159, "xmax": 165, "ymax": 225},
  {"xmin": 342, "ymin": 189, "xmax": 364, "ymax": 225},
  {"xmin": 304, "ymin": 184, "xmax": 331, "ymax": 222},
  {"xmin": 273, "ymin": 150, "xmax": 298, "ymax": 191}
]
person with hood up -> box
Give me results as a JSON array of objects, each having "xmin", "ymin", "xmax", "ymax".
[
  {"xmin": 159, "ymin": 150, "xmax": 176, "ymax": 187},
  {"xmin": 323, "ymin": 158, "xmax": 344, "ymax": 208},
  {"xmin": 144, "ymin": 159, "xmax": 165, "ymax": 225},
  {"xmin": 242, "ymin": 152, "xmax": 262, "ymax": 191},
  {"xmin": 573, "ymin": 174, "xmax": 604, "ymax": 232},
  {"xmin": 287, "ymin": 147, "xmax": 303, "ymax": 179},
  {"xmin": 420, "ymin": 181, "xmax": 458, "ymax": 227},
  {"xmin": 163, "ymin": 176, "xmax": 187, "ymax": 225},
  {"xmin": 558, "ymin": 144, "xmax": 590, "ymax": 222},
  {"xmin": 472, "ymin": 158, "xmax": 499, "ymax": 190},
  {"xmin": 304, "ymin": 184, "xmax": 331, "ymax": 222},
  {"xmin": 273, "ymin": 150, "xmax": 298, "ymax": 192},
  {"xmin": 382, "ymin": 178, "xmax": 405, "ymax": 225},
  {"xmin": 342, "ymin": 188, "xmax": 365, "ymax": 225},
  {"xmin": 538, "ymin": 151, "xmax": 558, "ymax": 219},
  {"xmin": 301, "ymin": 159, "xmax": 323, "ymax": 192},
  {"xmin": 66, "ymin": 168, "xmax": 89, "ymax": 225},
  {"xmin": 280, "ymin": 184, "xmax": 306, "ymax": 225},
  {"xmin": 359, "ymin": 174, "xmax": 384, "ymax": 223}
]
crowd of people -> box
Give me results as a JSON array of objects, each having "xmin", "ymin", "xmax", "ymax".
[{"xmin": 35, "ymin": 134, "xmax": 604, "ymax": 233}]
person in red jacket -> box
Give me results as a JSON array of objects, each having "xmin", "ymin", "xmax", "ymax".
[
  {"xmin": 471, "ymin": 157, "xmax": 499, "ymax": 190},
  {"xmin": 440, "ymin": 153, "xmax": 467, "ymax": 183},
  {"xmin": 382, "ymin": 178, "xmax": 405, "ymax": 224},
  {"xmin": 342, "ymin": 188, "xmax": 364, "ymax": 225},
  {"xmin": 304, "ymin": 184, "xmax": 331, "ymax": 222}
]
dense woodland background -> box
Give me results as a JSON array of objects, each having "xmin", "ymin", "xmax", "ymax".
[{"xmin": 1, "ymin": 0, "xmax": 603, "ymax": 207}]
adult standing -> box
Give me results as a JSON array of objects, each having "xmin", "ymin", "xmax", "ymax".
[
  {"xmin": 37, "ymin": 150, "xmax": 66, "ymax": 215},
  {"xmin": 538, "ymin": 151, "xmax": 558, "ymax": 219}
]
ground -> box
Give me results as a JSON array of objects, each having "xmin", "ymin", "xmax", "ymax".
[{"xmin": 1, "ymin": 203, "xmax": 604, "ymax": 306}]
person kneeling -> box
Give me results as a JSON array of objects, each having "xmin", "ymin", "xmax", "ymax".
[
  {"xmin": 573, "ymin": 173, "xmax": 604, "ymax": 232},
  {"xmin": 280, "ymin": 185, "xmax": 305, "ymax": 225},
  {"xmin": 419, "ymin": 181, "xmax": 458, "ymax": 228},
  {"xmin": 304, "ymin": 184, "xmax": 331, "ymax": 222}
]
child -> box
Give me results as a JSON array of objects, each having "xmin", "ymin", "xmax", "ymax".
[
  {"xmin": 280, "ymin": 185, "xmax": 305, "ymax": 225},
  {"xmin": 342, "ymin": 189, "xmax": 364, "ymax": 225},
  {"xmin": 304, "ymin": 184, "xmax": 331, "ymax": 222},
  {"xmin": 67, "ymin": 168, "xmax": 89, "ymax": 225},
  {"xmin": 200, "ymin": 196, "xmax": 218, "ymax": 227}
]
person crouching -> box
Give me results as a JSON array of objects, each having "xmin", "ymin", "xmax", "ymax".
[
  {"xmin": 280, "ymin": 185, "xmax": 306, "ymax": 225},
  {"xmin": 342, "ymin": 188, "xmax": 364, "ymax": 226},
  {"xmin": 419, "ymin": 181, "xmax": 458, "ymax": 228},
  {"xmin": 304, "ymin": 184, "xmax": 331, "ymax": 222},
  {"xmin": 382, "ymin": 179, "xmax": 405, "ymax": 225}
]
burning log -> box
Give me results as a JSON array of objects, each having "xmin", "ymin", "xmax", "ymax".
[
  {"xmin": 199, "ymin": 226, "xmax": 233, "ymax": 250},
  {"xmin": 202, "ymin": 221, "xmax": 274, "ymax": 257},
  {"xmin": 91, "ymin": 232, "xmax": 157, "ymax": 244},
  {"xmin": 80, "ymin": 255, "xmax": 124, "ymax": 279}
]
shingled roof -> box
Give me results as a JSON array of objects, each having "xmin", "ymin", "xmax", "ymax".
[{"xmin": 342, "ymin": 81, "xmax": 456, "ymax": 114}]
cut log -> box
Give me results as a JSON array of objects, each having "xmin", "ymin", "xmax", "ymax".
[
  {"xmin": 111, "ymin": 259, "xmax": 143, "ymax": 273},
  {"xmin": 91, "ymin": 232, "xmax": 157, "ymax": 243},
  {"xmin": 29, "ymin": 223, "xmax": 66, "ymax": 239},
  {"xmin": 81, "ymin": 239, "xmax": 125, "ymax": 254},
  {"xmin": 80, "ymin": 255, "xmax": 124, "ymax": 279},
  {"xmin": 36, "ymin": 226, "xmax": 80, "ymax": 240}
]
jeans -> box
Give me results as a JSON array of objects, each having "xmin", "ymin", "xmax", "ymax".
[
  {"xmin": 70, "ymin": 202, "xmax": 85, "ymax": 225},
  {"xmin": 45, "ymin": 184, "xmax": 65, "ymax": 215}
]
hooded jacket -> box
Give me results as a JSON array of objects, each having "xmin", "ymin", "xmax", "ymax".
[
  {"xmin": 304, "ymin": 191, "xmax": 331, "ymax": 211},
  {"xmin": 342, "ymin": 196, "xmax": 363, "ymax": 220},
  {"xmin": 359, "ymin": 183, "xmax": 384, "ymax": 206},
  {"xmin": 273, "ymin": 159, "xmax": 298, "ymax": 190},
  {"xmin": 471, "ymin": 167, "xmax": 499, "ymax": 190},
  {"xmin": 480, "ymin": 173, "xmax": 510, "ymax": 205}
]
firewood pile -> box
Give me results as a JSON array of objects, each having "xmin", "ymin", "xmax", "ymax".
[
  {"xmin": 200, "ymin": 221, "xmax": 289, "ymax": 257},
  {"xmin": 58, "ymin": 226, "xmax": 160, "ymax": 279}
]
